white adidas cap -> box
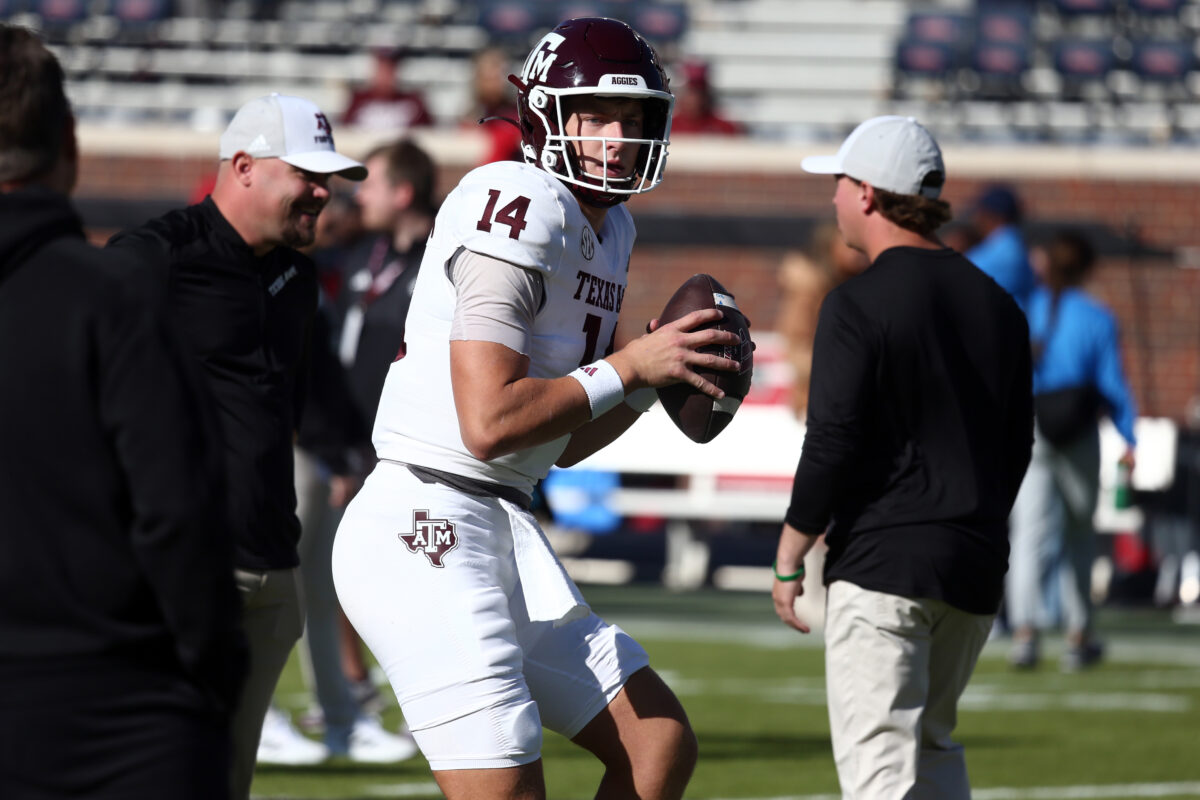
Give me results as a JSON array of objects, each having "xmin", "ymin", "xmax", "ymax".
[
  {"xmin": 219, "ymin": 93, "xmax": 367, "ymax": 181},
  {"xmin": 801, "ymin": 115, "xmax": 944, "ymax": 199}
]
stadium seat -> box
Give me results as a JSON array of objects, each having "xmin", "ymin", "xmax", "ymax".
[
  {"xmin": 34, "ymin": 0, "xmax": 87, "ymax": 22},
  {"xmin": 111, "ymin": 0, "xmax": 170, "ymax": 21},
  {"xmin": 477, "ymin": 0, "xmax": 549, "ymax": 42},
  {"xmin": 1130, "ymin": 38, "xmax": 1195, "ymax": 83},
  {"xmin": 975, "ymin": 3, "xmax": 1035, "ymax": 46},
  {"xmin": 969, "ymin": 40, "xmax": 1032, "ymax": 101},
  {"xmin": 1128, "ymin": 38, "xmax": 1194, "ymax": 135},
  {"xmin": 904, "ymin": 9, "xmax": 971, "ymax": 44},
  {"xmin": 1045, "ymin": 38, "xmax": 1118, "ymax": 139},
  {"xmin": 555, "ymin": 0, "xmax": 618, "ymax": 26},
  {"xmin": 966, "ymin": 3, "xmax": 1035, "ymax": 101},
  {"xmin": 1050, "ymin": 0, "xmax": 1119, "ymax": 35},
  {"xmin": 891, "ymin": 37, "xmax": 963, "ymax": 121},
  {"xmin": 110, "ymin": 0, "xmax": 171, "ymax": 44},
  {"xmin": 894, "ymin": 38, "xmax": 960, "ymax": 86},
  {"xmin": 628, "ymin": 2, "xmax": 688, "ymax": 45},
  {"xmin": 1126, "ymin": 0, "xmax": 1187, "ymax": 17},
  {"xmin": 0, "ymin": 0, "xmax": 31, "ymax": 17},
  {"xmin": 1052, "ymin": 38, "xmax": 1117, "ymax": 99},
  {"xmin": 1125, "ymin": 0, "xmax": 1189, "ymax": 36}
]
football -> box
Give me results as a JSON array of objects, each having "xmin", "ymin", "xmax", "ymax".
[{"xmin": 655, "ymin": 274, "xmax": 754, "ymax": 443}]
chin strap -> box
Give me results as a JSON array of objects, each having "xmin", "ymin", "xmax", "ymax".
[{"xmin": 477, "ymin": 115, "xmax": 521, "ymax": 130}]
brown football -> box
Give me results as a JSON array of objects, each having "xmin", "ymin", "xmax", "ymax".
[{"xmin": 655, "ymin": 274, "xmax": 754, "ymax": 443}]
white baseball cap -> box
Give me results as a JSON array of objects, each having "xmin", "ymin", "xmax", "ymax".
[
  {"xmin": 219, "ymin": 93, "xmax": 367, "ymax": 181},
  {"xmin": 801, "ymin": 116, "xmax": 945, "ymax": 199}
]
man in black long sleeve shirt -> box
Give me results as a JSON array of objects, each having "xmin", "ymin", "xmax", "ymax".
[
  {"xmin": 771, "ymin": 116, "xmax": 1033, "ymax": 800},
  {"xmin": 0, "ymin": 26, "xmax": 245, "ymax": 798},
  {"xmin": 107, "ymin": 93, "xmax": 366, "ymax": 798}
]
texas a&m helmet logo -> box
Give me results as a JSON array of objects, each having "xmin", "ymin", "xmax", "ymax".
[{"xmin": 398, "ymin": 510, "xmax": 459, "ymax": 567}]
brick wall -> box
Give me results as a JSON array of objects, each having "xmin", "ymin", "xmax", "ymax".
[{"xmin": 76, "ymin": 149, "xmax": 1200, "ymax": 420}]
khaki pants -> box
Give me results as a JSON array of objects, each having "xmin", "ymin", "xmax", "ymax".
[
  {"xmin": 824, "ymin": 580, "xmax": 992, "ymax": 800},
  {"xmin": 230, "ymin": 566, "xmax": 304, "ymax": 800}
]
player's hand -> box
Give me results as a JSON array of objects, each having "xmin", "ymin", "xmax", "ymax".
[
  {"xmin": 612, "ymin": 308, "xmax": 741, "ymax": 398},
  {"xmin": 772, "ymin": 574, "xmax": 811, "ymax": 634}
]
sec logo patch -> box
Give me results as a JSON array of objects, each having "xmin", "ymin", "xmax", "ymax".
[{"xmin": 581, "ymin": 227, "xmax": 595, "ymax": 261}]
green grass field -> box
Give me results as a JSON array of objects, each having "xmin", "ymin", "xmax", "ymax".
[{"xmin": 253, "ymin": 586, "xmax": 1200, "ymax": 800}]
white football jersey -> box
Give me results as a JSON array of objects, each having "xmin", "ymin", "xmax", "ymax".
[{"xmin": 372, "ymin": 160, "xmax": 636, "ymax": 495}]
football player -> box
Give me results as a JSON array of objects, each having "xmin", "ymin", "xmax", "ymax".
[{"xmin": 331, "ymin": 17, "xmax": 740, "ymax": 800}]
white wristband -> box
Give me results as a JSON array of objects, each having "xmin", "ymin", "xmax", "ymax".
[
  {"xmin": 624, "ymin": 387, "xmax": 658, "ymax": 413},
  {"xmin": 569, "ymin": 359, "xmax": 625, "ymax": 420}
]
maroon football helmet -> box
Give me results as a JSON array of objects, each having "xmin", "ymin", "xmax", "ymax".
[{"xmin": 510, "ymin": 17, "xmax": 674, "ymax": 207}]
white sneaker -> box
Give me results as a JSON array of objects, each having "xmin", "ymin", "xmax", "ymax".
[
  {"xmin": 257, "ymin": 706, "xmax": 328, "ymax": 765},
  {"xmin": 346, "ymin": 716, "xmax": 420, "ymax": 763}
]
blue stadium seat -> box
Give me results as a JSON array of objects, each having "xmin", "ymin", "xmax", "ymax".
[
  {"xmin": 1125, "ymin": 0, "xmax": 1188, "ymax": 37},
  {"xmin": 904, "ymin": 9, "xmax": 970, "ymax": 44},
  {"xmin": 477, "ymin": 0, "xmax": 549, "ymax": 41},
  {"xmin": 32, "ymin": 0, "xmax": 88, "ymax": 42},
  {"xmin": 111, "ymin": 0, "xmax": 171, "ymax": 22},
  {"xmin": 1126, "ymin": 0, "xmax": 1186, "ymax": 17},
  {"xmin": 555, "ymin": 0, "xmax": 618, "ymax": 25},
  {"xmin": 1050, "ymin": 0, "xmax": 1119, "ymax": 35},
  {"xmin": 34, "ymin": 0, "xmax": 87, "ymax": 22},
  {"xmin": 0, "ymin": 0, "xmax": 31, "ymax": 17},
  {"xmin": 1130, "ymin": 39, "xmax": 1194, "ymax": 85},
  {"xmin": 1052, "ymin": 39, "xmax": 1116, "ymax": 101},
  {"xmin": 892, "ymin": 37, "xmax": 961, "ymax": 104},
  {"xmin": 970, "ymin": 41, "xmax": 1032, "ymax": 100},
  {"xmin": 1051, "ymin": 0, "xmax": 1117, "ymax": 16},
  {"xmin": 975, "ymin": 3, "xmax": 1034, "ymax": 46},
  {"xmin": 895, "ymin": 39, "xmax": 959, "ymax": 78},
  {"xmin": 629, "ymin": 2, "xmax": 688, "ymax": 45}
]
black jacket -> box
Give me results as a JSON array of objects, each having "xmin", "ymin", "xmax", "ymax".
[
  {"xmin": 108, "ymin": 198, "xmax": 317, "ymax": 570},
  {"xmin": 0, "ymin": 188, "xmax": 245, "ymax": 710},
  {"xmin": 335, "ymin": 233, "xmax": 423, "ymax": 428},
  {"xmin": 786, "ymin": 246, "xmax": 1034, "ymax": 614}
]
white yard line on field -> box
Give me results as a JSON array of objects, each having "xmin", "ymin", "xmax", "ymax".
[{"xmin": 707, "ymin": 780, "xmax": 1200, "ymax": 800}]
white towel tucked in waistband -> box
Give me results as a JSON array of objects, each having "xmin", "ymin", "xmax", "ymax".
[{"xmin": 500, "ymin": 498, "xmax": 590, "ymax": 627}]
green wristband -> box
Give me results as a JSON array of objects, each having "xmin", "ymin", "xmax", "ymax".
[{"xmin": 772, "ymin": 559, "xmax": 805, "ymax": 582}]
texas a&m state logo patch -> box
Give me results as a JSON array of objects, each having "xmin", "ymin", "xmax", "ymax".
[{"xmin": 398, "ymin": 510, "xmax": 459, "ymax": 567}]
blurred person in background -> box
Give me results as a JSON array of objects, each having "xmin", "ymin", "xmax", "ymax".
[
  {"xmin": 0, "ymin": 24, "xmax": 245, "ymax": 799},
  {"xmin": 775, "ymin": 221, "xmax": 869, "ymax": 420},
  {"xmin": 966, "ymin": 183, "xmax": 1037, "ymax": 312},
  {"xmin": 669, "ymin": 59, "xmax": 742, "ymax": 135},
  {"xmin": 339, "ymin": 138, "xmax": 437, "ymax": 407},
  {"xmin": 106, "ymin": 93, "xmax": 367, "ymax": 799},
  {"xmin": 773, "ymin": 115, "xmax": 1033, "ymax": 800},
  {"xmin": 343, "ymin": 48, "xmax": 434, "ymax": 133},
  {"xmin": 1007, "ymin": 230, "xmax": 1137, "ymax": 672},
  {"xmin": 464, "ymin": 45, "xmax": 524, "ymax": 165}
]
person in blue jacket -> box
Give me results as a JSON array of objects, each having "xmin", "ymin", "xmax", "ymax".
[
  {"xmin": 967, "ymin": 184, "xmax": 1037, "ymax": 311},
  {"xmin": 1007, "ymin": 230, "xmax": 1137, "ymax": 671}
]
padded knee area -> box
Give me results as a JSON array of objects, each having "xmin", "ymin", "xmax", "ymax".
[{"xmin": 416, "ymin": 698, "xmax": 543, "ymax": 771}]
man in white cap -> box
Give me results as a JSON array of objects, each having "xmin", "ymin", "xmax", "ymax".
[
  {"xmin": 771, "ymin": 116, "xmax": 1034, "ymax": 799},
  {"xmin": 107, "ymin": 93, "xmax": 366, "ymax": 799}
]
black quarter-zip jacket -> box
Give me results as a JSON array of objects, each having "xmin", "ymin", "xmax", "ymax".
[{"xmin": 108, "ymin": 197, "xmax": 317, "ymax": 571}]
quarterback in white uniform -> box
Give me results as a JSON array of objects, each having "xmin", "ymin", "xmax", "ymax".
[{"xmin": 332, "ymin": 18, "xmax": 741, "ymax": 800}]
